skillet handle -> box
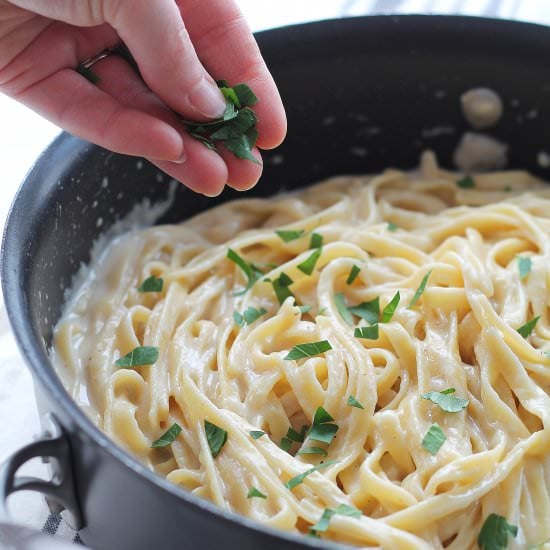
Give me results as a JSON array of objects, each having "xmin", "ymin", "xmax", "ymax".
[{"xmin": 0, "ymin": 414, "xmax": 84, "ymax": 530}]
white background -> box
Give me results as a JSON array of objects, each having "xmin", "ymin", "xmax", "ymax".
[{"xmin": 1, "ymin": 0, "xmax": 550, "ymax": 536}]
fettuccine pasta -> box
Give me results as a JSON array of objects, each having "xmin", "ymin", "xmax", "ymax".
[{"xmin": 52, "ymin": 152, "xmax": 550, "ymax": 549}]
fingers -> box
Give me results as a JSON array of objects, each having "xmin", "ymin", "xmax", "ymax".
[
  {"xmin": 179, "ymin": 0, "xmax": 287, "ymax": 150},
  {"xmin": 107, "ymin": 0, "xmax": 227, "ymax": 121}
]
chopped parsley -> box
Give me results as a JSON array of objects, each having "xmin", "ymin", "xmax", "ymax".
[
  {"xmin": 381, "ymin": 291, "xmax": 400, "ymax": 322},
  {"xmin": 280, "ymin": 437, "xmax": 292, "ymax": 452},
  {"xmin": 311, "ymin": 504, "xmax": 362, "ymax": 534},
  {"xmin": 138, "ymin": 275, "xmax": 163, "ymax": 293},
  {"xmin": 250, "ymin": 430, "xmax": 266, "ymax": 440},
  {"xmin": 285, "ymin": 340, "xmax": 332, "ymax": 360},
  {"xmin": 421, "ymin": 388, "xmax": 469, "ymax": 413},
  {"xmin": 348, "ymin": 297, "xmax": 380, "ymax": 325},
  {"xmin": 271, "ymin": 272, "xmax": 295, "ymax": 305},
  {"xmin": 275, "ymin": 229, "xmax": 305, "ymax": 242},
  {"xmin": 517, "ymin": 256, "xmax": 532, "ymax": 280},
  {"xmin": 408, "ymin": 270, "xmax": 432, "ymax": 308},
  {"xmin": 517, "ymin": 316, "xmax": 540, "ymax": 338},
  {"xmin": 308, "ymin": 407, "xmax": 339, "ymax": 445},
  {"xmin": 387, "ymin": 221, "xmax": 399, "ymax": 232},
  {"xmin": 354, "ymin": 325, "xmax": 379, "ymax": 340},
  {"xmin": 334, "ymin": 293, "xmax": 354, "ymax": 325},
  {"xmin": 310, "ymin": 232, "xmax": 323, "ymax": 249},
  {"xmin": 478, "ymin": 514, "xmax": 518, "ymax": 550},
  {"xmin": 227, "ymin": 248, "xmax": 262, "ymax": 294},
  {"xmin": 297, "ymin": 248, "xmax": 322, "ymax": 275},
  {"xmin": 347, "ymin": 395, "xmax": 365, "ymax": 409},
  {"xmin": 247, "ymin": 487, "xmax": 267, "ymax": 499},
  {"xmin": 346, "ymin": 265, "xmax": 361, "ymax": 284},
  {"xmin": 204, "ymin": 420, "xmax": 227, "ymax": 458},
  {"xmin": 422, "ymin": 424, "xmax": 446, "ymax": 455},
  {"xmin": 115, "ymin": 346, "xmax": 159, "ymax": 367},
  {"xmin": 151, "ymin": 423, "xmax": 182, "ymax": 448},
  {"xmin": 299, "ymin": 305, "xmax": 312, "ymax": 314},
  {"xmin": 297, "ymin": 447, "xmax": 328, "ymax": 457},
  {"xmin": 456, "ymin": 175, "xmax": 475, "ymax": 189},
  {"xmin": 233, "ymin": 306, "xmax": 267, "ymax": 327},
  {"xmin": 285, "ymin": 460, "xmax": 338, "ymax": 490},
  {"xmin": 286, "ymin": 426, "xmax": 307, "ymax": 442}
]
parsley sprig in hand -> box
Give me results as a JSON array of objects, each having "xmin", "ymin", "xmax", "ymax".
[{"xmin": 184, "ymin": 81, "xmax": 260, "ymax": 163}]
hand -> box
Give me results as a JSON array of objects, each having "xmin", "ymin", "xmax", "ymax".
[{"xmin": 0, "ymin": 0, "xmax": 287, "ymax": 196}]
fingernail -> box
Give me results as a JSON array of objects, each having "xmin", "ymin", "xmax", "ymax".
[
  {"xmin": 202, "ymin": 185, "xmax": 225, "ymax": 198},
  {"xmin": 173, "ymin": 147, "xmax": 186, "ymax": 164},
  {"xmin": 188, "ymin": 77, "xmax": 227, "ymax": 119}
]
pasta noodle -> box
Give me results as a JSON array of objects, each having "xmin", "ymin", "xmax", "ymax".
[{"xmin": 51, "ymin": 152, "xmax": 550, "ymax": 549}]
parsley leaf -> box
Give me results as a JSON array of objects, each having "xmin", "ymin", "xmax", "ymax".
[
  {"xmin": 227, "ymin": 249, "xmax": 262, "ymax": 294},
  {"xmin": 334, "ymin": 293, "xmax": 354, "ymax": 325},
  {"xmin": 348, "ymin": 297, "xmax": 380, "ymax": 325},
  {"xmin": 138, "ymin": 275, "xmax": 163, "ymax": 293},
  {"xmin": 354, "ymin": 325, "xmax": 379, "ymax": 340},
  {"xmin": 456, "ymin": 175, "xmax": 475, "ymax": 188},
  {"xmin": 285, "ymin": 340, "xmax": 332, "ymax": 360},
  {"xmin": 250, "ymin": 430, "xmax": 266, "ymax": 440},
  {"xmin": 247, "ymin": 487, "xmax": 267, "ymax": 499},
  {"xmin": 204, "ymin": 420, "xmax": 227, "ymax": 458},
  {"xmin": 347, "ymin": 395, "xmax": 365, "ymax": 409},
  {"xmin": 310, "ymin": 232, "xmax": 323, "ymax": 249},
  {"xmin": 421, "ymin": 388, "xmax": 469, "ymax": 413},
  {"xmin": 280, "ymin": 437, "xmax": 292, "ymax": 452},
  {"xmin": 517, "ymin": 316, "xmax": 540, "ymax": 338},
  {"xmin": 422, "ymin": 424, "xmax": 446, "ymax": 455},
  {"xmin": 271, "ymin": 272, "xmax": 295, "ymax": 305},
  {"xmin": 299, "ymin": 305, "xmax": 312, "ymax": 314},
  {"xmin": 387, "ymin": 221, "xmax": 399, "ymax": 232},
  {"xmin": 297, "ymin": 248, "xmax": 322, "ymax": 276},
  {"xmin": 115, "ymin": 346, "xmax": 159, "ymax": 367},
  {"xmin": 151, "ymin": 423, "xmax": 182, "ymax": 448},
  {"xmin": 346, "ymin": 265, "xmax": 361, "ymax": 285},
  {"xmin": 297, "ymin": 447, "xmax": 328, "ymax": 457},
  {"xmin": 285, "ymin": 460, "xmax": 338, "ymax": 489},
  {"xmin": 308, "ymin": 407, "xmax": 339, "ymax": 445},
  {"xmin": 276, "ymin": 229, "xmax": 305, "ymax": 242},
  {"xmin": 286, "ymin": 426, "xmax": 307, "ymax": 442},
  {"xmin": 478, "ymin": 514, "xmax": 518, "ymax": 550},
  {"xmin": 311, "ymin": 504, "xmax": 362, "ymax": 533},
  {"xmin": 233, "ymin": 306, "xmax": 267, "ymax": 327},
  {"xmin": 517, "ymin": 256, "xmax": 532, "ymax": 280},
  {"xmin": 381, "ymin": 291, "xmax": 400, "ymax": 322},
  {"xmin": 408, "ymin": 270, "xmax": 432, "ymax": 308}
]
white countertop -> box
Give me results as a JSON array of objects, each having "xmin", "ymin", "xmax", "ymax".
[{"xmin": 2, "ymin": 0, "xmax": 550, "ymax": 538}]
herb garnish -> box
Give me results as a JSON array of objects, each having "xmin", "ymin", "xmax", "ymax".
[
  {"xmin": 185, "ymin": 81, "xmax": 260, "ymax": 163},
  {"xmin": 299, "ymin": 305, "xmax": 312, "ymax": 314},
  {"xmin": 346, "ymin": 265, "xmax": 361, "ymax": 285},
  {"xmin": 287, "ymin": 426, "xmax": 307, "ymax": 442},
  {"xmin": 227, "ymin": 249, "xmax": 262, "ymax": 294},
  {"xmin": 297, "ymin": 447, "xmax": 328, "ymax": 457},
  {"xmin": 285, "ymin": 460, "xmax": 338, "ymax": 490},
  {"xmin": 478, "ymin": 514, "xmax": 518, "ymax": 550},
  {"xmin": 276, "ymin": 229, "xmax": 305, "ymax": 242},
  {"xmin": 456, "ymin": 175, "xmax": 475, "ymax": 189},
  {"xmin": 271, "ymin": 272, "xmax": 295, "ymax": 305},
  {"xmin": 349, "ymin": 297, "xmax": 380, "ymax": 325},
  {"xmin": 115, "ymin": 346, "xmax": 159, "ymax": 367},
  {"xmin": 381, "ymin": 291, "xmax": 400, "ymax": 322},
  {"xmin": 285, "ymin": 340, "xmax": 332, "ymax": 360},
  {"xmin": 297, "ymin": 248, "xmax": 322, "ymax": 276},
  {"xmin": 310, "ymin": 233, "xmax": 323, "ymax": 249},
  {"xmin": 354, "ymin": 325, "xmax": 379, "ymax": 340},
  {"xmin": 310, "ymin": 504, "xmax": 362, "ymax": 534},
  {"xmin": 151, "ymin": 423, "xmax": 182, "ymax": 448},
  {"xmin": 408, "ymin": 270, "xmax": 432, "ymax": 308},
  {"xmin": 308, "ymin": 407, "xmax": 339, "ymax": 445},
  {"xmin": 204, "ymin": 420, "xmax": 227, "ymax": 458},
  {"xmin": 517, "ymin": 256, "xmax": 532, "ymax": 280},
  {"xmin": 280, "ymin": 437, "xmax": 292, "ymax": 452},
  {"xmin": 421, "ymin": 388, "xmax": 469, "ymax": 413},
  {"xmin": 233, "ymin": 307, "xmax": 267, "ymax": 327},
  {"xmin": 387, "ymin": 222, "xmax": 398, "ymax": 232},
  {"xmin": 422, "ymin": 424, "xmax": 446, "ymax": 455},
  {"xmin": 138, "ymin": 275, "xmax": 163, "ymax": 293},
  {"xmin": 517, "ymin": 316, "xmax": 540, "ymax": 338},
  {"xmin": 247, "ymin": 487, "xmax": 267, "ymax": 499},
  {"xmin": 334, "ymin": 293, "xmax": 354, "ymax": 325},
  {"xmin": 347, "ymin": 395, "xmax": 365, "ymax": 409},
  {"xmin": 250, "ymin": 430, "xmax": 266, "ymax": 440}
]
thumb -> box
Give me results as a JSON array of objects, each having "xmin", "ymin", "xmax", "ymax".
[{"xmin": 105, "ymin": 0, "xmax": 227, "ymax": 121}]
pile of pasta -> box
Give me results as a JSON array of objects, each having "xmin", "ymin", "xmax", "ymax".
[{"xmin": 53, "ymin": 153, "xmax": 550, "ymax": 549}]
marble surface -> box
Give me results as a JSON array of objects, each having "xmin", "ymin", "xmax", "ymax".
[{"xmin": 1, "ymin": 0, "xmax": 550, "ymax": 543}]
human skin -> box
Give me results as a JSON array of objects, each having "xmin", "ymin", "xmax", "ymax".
[{"xmin": 0, "ymin": 0, "xmax": 287, "ymax": 195}]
